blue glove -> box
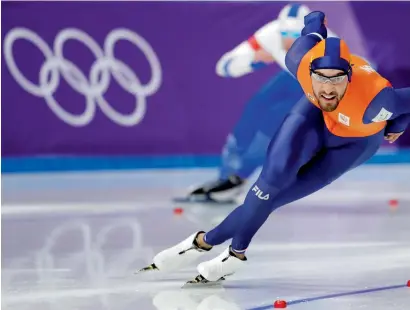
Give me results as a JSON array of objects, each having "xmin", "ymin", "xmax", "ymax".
[{"xmin": 301, "ymin": 11, "xmax": 328, "ymax": 39}]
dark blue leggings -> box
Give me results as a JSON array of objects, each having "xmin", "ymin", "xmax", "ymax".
[
  {"xmin": 205, "ymin": 98, "xmax": 384, "ymax": 252},
  {"xmin": 219, "ymin": 71, "xmax": 304, "ymax": 179}
]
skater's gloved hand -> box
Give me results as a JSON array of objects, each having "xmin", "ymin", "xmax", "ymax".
[
  {"xmin": 384, "ymin": 131, "xmax": 404, "ymax": 144},
  {"xmin": 301, "ymin": 11, "xmax": 328, "ymax": 39}
]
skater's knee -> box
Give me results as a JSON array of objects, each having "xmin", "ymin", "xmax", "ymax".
[{"xmin": 297, "ymin": 165, "xmax": 337, "ymax": 188}]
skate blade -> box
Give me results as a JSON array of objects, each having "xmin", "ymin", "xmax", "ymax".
[
  {"xmin": 135, "ymin": 263, "xmax": 159, "ymax": 274},
  {"xmin": 182, "ymin": 274, "xmax": 226, "ymax": 288},
  {"xmin": 173, "ymin": 196, "xmax": 236, "ymax": 205}
]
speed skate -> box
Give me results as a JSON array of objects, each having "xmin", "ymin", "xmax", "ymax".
[
  {"xmin": 137, "ymin": 232, "xmax": 246, "ymax": 287},
  {"xmin": 172, "ymin": 195, "xmax": 237, "ymax": 205}
]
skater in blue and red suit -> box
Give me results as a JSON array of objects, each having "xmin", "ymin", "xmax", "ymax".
[{"xmin": 141, "ymin": 11, "xmax": 410, "ymax": 284}]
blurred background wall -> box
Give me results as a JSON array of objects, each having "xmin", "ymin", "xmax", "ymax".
[{"xmin": 2, "ymin": 1, "xmax": 410, "ymax": 173}]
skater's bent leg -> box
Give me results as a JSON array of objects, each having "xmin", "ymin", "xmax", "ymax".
[
  {"xmin": 230, "ymin": 131, "xmax": 383, "ymax": 252},
  {"xmin": 196, "ymin": 204, "xmax": 246, "ymax": 247},
  {"xmin": 205, "ymin": 99, "xmax": 323, "ymax": 249},
  {"xmin": 219, "ymin": 72, "xmax": 303, "ymax": 180},
  {"xmin": 218, "ymin": 77, "xmax": 282, "ymax": 180}
]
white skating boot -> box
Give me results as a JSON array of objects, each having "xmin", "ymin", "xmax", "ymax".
[
  {"xmin": 137, "ymin": 231, "xmax": 211, "ymax": 273},
  {"xmin": 185, "ymin": 247, "xmax": 246, "ymax": 285}
]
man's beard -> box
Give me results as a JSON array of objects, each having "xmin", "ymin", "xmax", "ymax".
[{"xmin": 316, "ymin": 91, "xmax": 341, "ymax": 112}]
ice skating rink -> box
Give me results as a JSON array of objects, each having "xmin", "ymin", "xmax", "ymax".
[{"xmin": 2, "ymin": 165, "xmax": 410, "ymax": 310}]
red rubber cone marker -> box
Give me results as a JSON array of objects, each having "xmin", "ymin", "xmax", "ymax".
[
  {"xmin": 173, "ymin": 207, "xmax": 183, "ymax": 215},
  {"xmin": 274, "ymin": 300, "xmax": 287, "ymax": 308}
]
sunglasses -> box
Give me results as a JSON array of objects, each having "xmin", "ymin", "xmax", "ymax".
[
  {"xmin": 311, "ymin": 71, "xmax": 347, "ymax": 84},
  {"xmin": 280, "ymin": 31, "xmax": 300, "ymax": 39}
]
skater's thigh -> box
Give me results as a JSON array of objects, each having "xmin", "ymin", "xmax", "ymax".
[
  {"xmin": 259, "ymin": 97, "xmax": 324, "ymax": 187},
  {"xmin": 271, "ymin": 134, "xmax": 384, "ymax": 208},
  {"xmin": 300, "ymin": 132, "xmax": 384, "ymax": 182},
  {"xmin": 229, "ymin": 76, "xmax": 284, "ymax": 144}
]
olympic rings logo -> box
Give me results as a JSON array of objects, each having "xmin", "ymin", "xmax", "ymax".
[{"xmin": 3, "ymin": 28, "xmax": 162, "ymax": 127}]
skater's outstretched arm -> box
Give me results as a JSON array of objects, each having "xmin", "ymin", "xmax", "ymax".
[
  {"xmin": 285, "ymin": 11, "xmax": 328, "ymax": 77},
  {"xmin": 215, "ymin": 21, "xmax": 280, "ymax": 78}
]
